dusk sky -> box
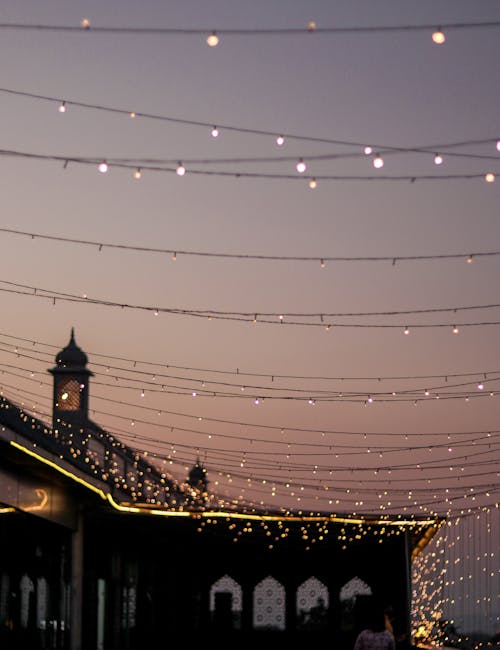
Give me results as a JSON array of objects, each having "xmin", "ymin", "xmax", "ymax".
[{"xmin": 0, "ymin": 1, "xmax": 499, "ymax": 521}]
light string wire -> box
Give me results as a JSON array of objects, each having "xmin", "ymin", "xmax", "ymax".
[
  {"xmin": 0, "ymin": 330, "xmax": 498, "ymax": 384},
  {"xmin": 1, "ymin": 148, "xmax": 498, "ymax": 183},
  {"xmin": 2, "ymin": 343, "xmax": 499, "ymax": 400},
  {"xmin": 2, "ymin": 279, "xmax": 500, "ymax": 329},
  {"xmin": 6, "ymin": 363, "xmax": 500, "ymax": 439},
  {"xmin": 2, "ymin": 227, "xmax": 500, "ymax": 265},
  {"xmin": 1, "ymin": 87, "xmax": 500, "ymax": 162},
  {"xmin": 3, "ymin": 387, "xmax": 497, "ymax": 516},
  {"xmin": 3, "ymin": 373, "xmax": 500, "ymax": 453},
  {"xmin": 4, "ymin": 388, "xmax": 499, "ymax": 501},
  {"xmin": 0, "ymin": 20, "xmax": 500, "ymax": 35},
  {"xmin": 5, "ymin": 406, "xmax": 499, "ymax": 517}
]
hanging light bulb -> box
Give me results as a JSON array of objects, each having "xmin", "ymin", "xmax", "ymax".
[
  {"xmin": 276, "ymin": 135, "xmax": 285, "ymax": 146},
  {"xmin": 432, "ymin": 28, "xmax": 446, "ymax": 44},
  {"xmin": 477, "ymin": 382, "xmax": 484, "ymax": 390},
  {"xmin": 308, "ymin": 21, "xmax": 316, "ymax": 31},
  {"xmin": 98, "ymin": 161, "xmax": 108, "ymax": 173},
  {"xmin": 211, "ymin": 126, "xmax": 219, "ymax": 138},
  {"xmin": 452, "ymin": 325, "xmax": 459, "ymax": 334},
  {"xmin": 485, "ymin": 172, "xmax": 495, "ymax": 183},
  {"xmin": 434, "ymin": 153, "xmax": 443, "ymax": 165},
  {"xmin": 309, "ymin": 178, "xmax": 317, "ymax": 189},
  {"xmin": 176, "ymin": 162, "xmax": 186, "ymax": 176},
  {"xmin": 496, "ymin": 140, "xmax": 500, "ymax": 152},
  {"xmin": 129, "ymin": 111, "xmax": 136, "ymax": 119},
  {"xmin": 364, "ymin": 146, "xmax": 373, "ymax": 155},
  {"xmin": 404, "ymin": 326, "xmax": 410, "ymax": 335},
  {"xmin": 296, "ymin": 159, "xmax": 307, "ymax": 173},
  {"xmin": 134, "ymin": 168, "xmax": 142, "ymax": 180},
  {"xmin": 81, "ymin": 18, "xmax": 91, "ymax": 29},
  {"xmin": 58, "ymin": 101, "xmax": 67, "ymax": 113},
  {"xmin": 207, "ymin": 32, "xmax": 219, "ymax": 47},
  {"xmin": 320, "ymin": 259, "xmax": 325, "ymax": 268},
  {"xmin": 467, "ymin": 255, "xmax": 473, "ymax": 263},
  {"xmin": 373, "ymin": 154, "xmax": 384, "ymax": 169}
]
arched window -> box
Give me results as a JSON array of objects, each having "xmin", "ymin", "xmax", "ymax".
[
  {"xmin": 339, "ymin": 577, "xmax": 372, "ymax": 632},
  {"xmin": 296, "ymin": 576, "xmax": 328, "ymax": 629},
  {"xmin": 209, "ymin": 575, "xmax": 242, "ymax": 630},
  {"xmin": 253, "ymin": 576, "xmax": 285, "ymax": 631}
]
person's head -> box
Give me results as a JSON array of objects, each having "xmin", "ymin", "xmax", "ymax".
[{"xmin": 366, "ymin": 600, "xmax": 387, "ymax": 633}]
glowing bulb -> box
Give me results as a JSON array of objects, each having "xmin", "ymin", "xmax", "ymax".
[
  {"xmin": 172, "ymin": 252, "xmax": 177, "ymax": 261},
  {"xmin": 192, "ymin": 391, "xmax": 197, "ymax": 397},
  {"xmin": 296, "ymin": 159, "xmax": 307, "ymax": 173},
  {"xmin": 434, "ymin": 154, "xmax": 443, "ymax": 165},
  {"xmin": 254, "ymin": 398, "xmax": 260, "ymax": 405},
  {"xmin": 320, "ymin": 259, "xmax": 325, "ymax": 268},
  {"xmin": 432, "ymin": 29, "xmax": 445, "ymax": 44},
  {"xmin": 81, "ymin": 18, "xmax": 91, "ymax": 29},
  {"xmin": 364, "ymin": 146, "xmax": 373, "ymax": 155},
  {"xmin": 211, "ymin": 126, "xmax": 219, "ymax": 138},
  {"xmin": 467, "ymin": 255, "xmax": 473, "ymax": 263},
  {"xmin": 176, "ymin": 162, "xmax": 186, "ymax": 176},
  {"xmin": 425, "ymin": 389, "xmax": 430, "ymax": 396},
  {"xmin": 134, "ymin": 168, "xmax": 142, "ymax": 180},
  {"xmin": 276, "ymin": 135, "xmax": 285, "ymax": 146},
  {"xmin": 373, "ymin": 155, "xmax": 384, "ymax": 169},
  {"xmin": 404, "ymin": 326, "xmax": 410, "ymax": 335},
  {"xmin": 98, "ymin": 161, "xmax": 108, "ymax": 173},
  {"xmin": 207, "ymin": 32, "xmax": 219, "ymax": 47},
  {"xmin": 58, "ymin": 101, "xmax": 67, "ymax": 113},
  {"xmin": 477, "ymin": 383, "xmax": 484, "ymax": 390},
  {"xmin": 452, "ymin": 325, "xmax": 459, "ymax": 334},
  {"xmin": 308, "ymin": 21, "xmax": 316, "ymax": 31},
  {"xmin": 367, "ymin": 396, "xmax": 373, "ymax": 403},
  {"xmin": 309, "ymin": 178, "xmax": 317, "ymax": 189},
  {"xmin": 485, "ymin": 172, "xmax": 495, "ymax": 183},
  {"xmin": 496, "ymin": 140, "xmax": 500, "ymax": 152},
  {"xmin": 129, "ymin": 111, "xmax": 136, "ymax": 119},
  {"xmin": 61, "ymin": 392, "xmax": 69, "ymax": 401}
]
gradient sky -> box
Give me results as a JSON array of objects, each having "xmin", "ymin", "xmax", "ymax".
[{"xmin": 0, "ymin": 0, "xmax": 499, "ymax": 520}]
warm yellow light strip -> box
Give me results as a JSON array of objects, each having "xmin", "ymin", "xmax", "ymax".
[
  {"xmin": 10, "ymin": 440, "xmax": 108, "ymax": 500},
  {"xmin": 0, "ymin": 507, "xmax": 16, "ymax": 514},
  {"xmin": 9, "ymin": 440, "xmax": 439, "ymax": 530}
]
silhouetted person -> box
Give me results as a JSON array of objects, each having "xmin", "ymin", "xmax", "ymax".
[{"xmin": 353, "ymin": 601, "xmax": 395, "ymax": 650}]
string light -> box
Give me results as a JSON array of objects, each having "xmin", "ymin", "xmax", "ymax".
[
  {"xmin": 98, "ymin": 161, "xmax": 108, "ymax": 173},
  {"xmin": 309, "ymin": 178, "xmax": 317, "ymax": 189},
  {"xmin": 211, "ymin": 126, "xmax": 219, "ymax": 138},
  {"xmin": 81, "ymin": 18, "xmax": 90, "ymax": 29},
  {"xmin": 296, "ymin": 159, "xmax": 307, "ymax": 173},
  {"xmin": 434, "ymin": 154, "xmax": 443, "ymax": 165},
  {"xmin": 484, "ymin": 172, "xmax": 495, "ymax": 182},
  {"xmin": 2, "ymin": 227, "xmax": 499, "ymax": 266},
  {"xmin": 206, "ymin": 32, "xmax": 219, "ymax": 47},
  {"xmin": 176, "ymin": 162, "xmax": 186, "ymax": 176},
  {"xmin": 58, "ymin": 101, "xmax": 67, "ymax": 113},
  {"xmin": 364, "ymin": 146, "xmax": 373, "ymax": 155},
  {"xmin": 373, "ymin": 154, "xmax": 384, "ymax": 169},
  {"xmin": 404, "ymin": 327, "xmax": 410, "ymax": 335},
  {"xmin": 432, "ymin": 28, "xmax": 446, "ymax": 44},
  {"xmin": 453, "ymin": 326, "xmax": 459, "ymax": 334},
  {"xmin": 134, "ymin": 168, "xmax": 142, "ymax": 180},
  {"xmin": 276, "ymin": 135, "xmax": 285, "ymax": 146}
]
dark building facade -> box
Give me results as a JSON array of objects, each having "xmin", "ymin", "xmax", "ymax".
[{"xmin": 0, "ymin": 332, "xmax": 439, "ymax": 650}]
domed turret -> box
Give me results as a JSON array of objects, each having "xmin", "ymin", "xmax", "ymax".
[
  {"xmin": 187, "ymin": 459, "xmax": 209, "ymax": 505},
  {"xmin": 54, "ymin": 327, "xmax": 89, "ymax": 370},
  {"xmin": 49, "ymin": 329, "xmax": 93, "ymax": 430}
]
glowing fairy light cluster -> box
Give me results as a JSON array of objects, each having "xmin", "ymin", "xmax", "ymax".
[{"xmin": 412, "ymin": 509, "xmax": 498, "ymax": 646}]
